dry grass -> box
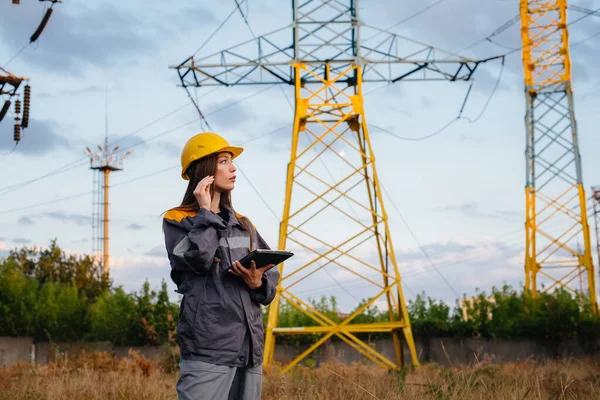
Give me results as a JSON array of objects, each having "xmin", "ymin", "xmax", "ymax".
[{"xmin": 1, "ymin": 351, "xmax": 600, "ymax": 399}]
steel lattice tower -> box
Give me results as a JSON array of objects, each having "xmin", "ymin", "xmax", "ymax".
[
  {"xmin": 519, "ymin": 0, "xmax": 596, "ymax": 304},
  {"xmin": 173, "ymin": 0, "xmax": 495, "ymax": 371}
]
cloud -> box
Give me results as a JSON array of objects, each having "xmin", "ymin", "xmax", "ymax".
[
  {"xmin": 154, "ymin": 141, "xmax": 181, "ymax": 159},
  {"xmin": 127, "ymin": 223, "xmax": 146, "ymax": 231},
  {"xmin": 11, "ymin": 238, "xmax": 31, "ymax": 244},
  {"xmin": 145, "ymin": 245, "xmax": 166, "ymax": 258},
  {"xmin": 165, "ymin": 5, "xmax": 219, "ymax": 32},
  {"xmin": 291, "ymin": 237, "xmax": 525, "ymax": 309},
  {"xmin": 203, "ymin": 99, "xmax": 254, "ymax": 131},
  {"xmin": 42, "ymin": 210, "xmax": 92, "ymax": 226},
  {"xmin": 438, "ymin": 202, "xmax": 520, "ymax": 221},
  {"xmin": 0, "ymin": 118, "xmax": 69, "ymax": 156},
  {"xmin": 0, "ymin": 2, "xmax": 157, "ymax": 72},
  {"xmin": 397, "ymin": 241, "xmax": 478, "ymax": 264},
  {"xmin": 17, "ymin": 216, "xmax": 34, "ymax": 225},
  {"xmin": 37, "ymin": 85, "xmax": 106, "ymax": 99},
  {"xmin": 108, "ymin": 255, "xmax": 176, "ymax": 300}
]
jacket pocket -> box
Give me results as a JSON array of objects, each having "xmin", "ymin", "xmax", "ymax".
[{"xmin": 192, "ymin": 282, "xmax": 223, "ymax": 349}]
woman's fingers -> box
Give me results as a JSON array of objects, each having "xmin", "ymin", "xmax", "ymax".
[
  {"xmin": 193, "ymin": 176, "xmax": 214, "ymax": 209},
  {"xmin": 230, "ymin": 261, "xmax": 246, "ymax": 277},
  {"xmin": 259, "ymin": 263, "xmax": 275, "ymax": 272},
  {"xmin": 193, "ymin": 176, "xmax": 213, "ymax": 193}
]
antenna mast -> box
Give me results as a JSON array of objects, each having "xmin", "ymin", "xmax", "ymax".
[{"xmin": 84, "ymin": 96, "xmax": 131, "ymax": 276}]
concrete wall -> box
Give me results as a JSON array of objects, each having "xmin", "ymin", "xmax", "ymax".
[
  {"xmin": 2, "ymin": 336, "xmax": 600, "ymax": 368},
  {"xmin": 0, "ymin": 337, "xmax": 34, "ymax": 367}
]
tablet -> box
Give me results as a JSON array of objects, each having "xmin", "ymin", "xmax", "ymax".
[{"xmin": 227, "ymin": 249, "xmax": 294, "ymax": 272}]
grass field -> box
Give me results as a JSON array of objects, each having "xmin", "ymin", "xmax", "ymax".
[{"xmin": 1, "ymin": 351, "xmax": 599, "ymax": 399}]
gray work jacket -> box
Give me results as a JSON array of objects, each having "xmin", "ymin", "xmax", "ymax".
[{"xmin": 163, "ymin": 206, "xmax": 280, "ymax": 367}]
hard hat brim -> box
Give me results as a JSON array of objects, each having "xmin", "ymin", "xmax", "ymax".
[{"xmin": 181, "ymin": 145, "xmax": 244, "ymax": 180}]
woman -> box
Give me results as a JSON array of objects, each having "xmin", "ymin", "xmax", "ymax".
[{"xmin": 163, "ymin": 132, "xmax": 280, "ymax": 400}]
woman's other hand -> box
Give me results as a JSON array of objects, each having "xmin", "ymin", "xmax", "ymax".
[
  {"xmin": 230, "ymin": 260, "xmax": 275, "ymax": 290},
  {"xmin": 193, "ymin": 176, "xmax": 214, "ymax": 210}
]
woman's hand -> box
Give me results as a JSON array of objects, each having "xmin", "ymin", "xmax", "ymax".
[
  {"xmin": 193, "ymin": 176, "xmax": 214, "ymax": 210},
  {"xmin": 230, "ymin": 260, "xmax": 275, "ymax": 290}
]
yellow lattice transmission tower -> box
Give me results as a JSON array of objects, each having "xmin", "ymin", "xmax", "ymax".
[
  {"xmin": 173, "ymin": 0, "xmax": 497, "ymax": 372},
  {"xmin": 519, "ymin": 0, "xmax": 596, "ymax": 304}
]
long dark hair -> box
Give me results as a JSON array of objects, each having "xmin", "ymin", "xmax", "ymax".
[{"xmin": 173, "ymin": 153, "xmax": 255, "ymax": 247}]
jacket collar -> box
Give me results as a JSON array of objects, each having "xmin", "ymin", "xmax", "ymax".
[{"xmin": 222, "ymin": 206, "xmax": 244, "ymax": 229}]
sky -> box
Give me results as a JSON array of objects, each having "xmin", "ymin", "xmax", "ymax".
[{"xmin": 0, "ymin": 0, "xmax": 599, "ymax": 313}]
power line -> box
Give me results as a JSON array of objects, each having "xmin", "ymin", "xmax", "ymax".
[
  {"xmin": 450, "ymin": 5, "xmax": 599, "ymax": 60},
  {"xmin": 0, "ymin": 100, "xmax": 194, "ymax": 196},
  {"xmin": 380, "ymin": 185, "xmax": 460, "ymax": 299},
  {"xmin": 110, "ymin": 100, "xmax": 195, "ymax": 147},
  {"xmin": 452, "ymin": 14, "xmax": 520, "ymax": 56},
  {"xmin": 192, "ymin": 0, "xmax": 247, "ymax": 56},
  {"xmin": 0, "ymin": 142, "xmax": 18, "ymax": 157},
  {"xmin": 501, "ymin": 6, "xmax": 600, "ymax": 58},
  {"xmin": 234, "ymin": 0, "xmax": 257, "ymax": 40},
  {"xmin": 235, "ymin": 158, "xmax": 362, "ymax": 303},
  {"xmin": 185, "ymin": 86, "xmax": 212, "ymax": 131},
  {"xmin": 221, "ymin": 78, "xmax": 361, "ymax": 303},
  {"xmin": 1, "ymin": 3, "xmax": 260, "ymax": 201},
  {"xmin": 572, "ymin": 29, "xmax": 600, "ymax": 48},
  {"xmin": 111, "ymin": 165, "xmax": 178, "ymax": 189},
  {"xmin": 0, "ymin": 159, "xmax": 86, "ymax": 196},
  {"xmin": 0, "ymin": 190, "xmax": 93, "ymax": 215},
  {"xmin": 369, "ymin": 55, "xmax": 505, "ymax": 141},
  {"xmin": 362, "ymin": 0, "xmax": 451, "ymax": 43},
  {"xmin": 0, "ymin": 85, "xmax": 267, "ymax": 198},
  {"xmin": 298, "ymin": 200, "xmax": 598, "ymax": 298},
  {"xmin": 569, "ymin": 5, "xmax": 600, "ymax": 18},
  {"xmin": 122, "ymin": 85, "xmax": 276, "ymax": 151},
  {"xmin": 1, "ymin": 43, "xmax": 29, "ymax": 69},
  {"xmin": 0, "ymin": 125, "xmax": 289, "ymax": 216}
]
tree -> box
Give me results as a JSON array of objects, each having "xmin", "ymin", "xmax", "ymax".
[{"xmin": 5, "ymin": 239, "xmax": 109, "ymax": 301}]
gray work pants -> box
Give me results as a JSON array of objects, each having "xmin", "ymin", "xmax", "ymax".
[{"xmin": 176, "ymin": 359, "xmax": 262, "ymax": 400}]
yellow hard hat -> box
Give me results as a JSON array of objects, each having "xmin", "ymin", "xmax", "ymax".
[{"xmin": 180, "ymin": 132, "xmax": 243, "ymax": 180}]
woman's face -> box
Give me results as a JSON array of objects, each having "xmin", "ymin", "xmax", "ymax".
[{"xmin": 214, "ymin": 152, "xmax": 237, "ymax": 192}]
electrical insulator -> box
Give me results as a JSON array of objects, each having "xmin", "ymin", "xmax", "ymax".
[
  {"xmin": 22, "ymin": 85, "xmax": 30, "ymax": 128},
  {"xmin": 14, "ymin": 120, "xmax": 21, "ymax": 142},
  {"xmin": 0, "ymin": 100, "xmax": 10, "ymax": 123},
  {"xmin": 31, "ymin": 8, "xmax": 53, "ymax": 43},
  {"xmin": 12, "ymin": 0, "xmax": 20, "ymax": 4},
  {"xmin": 15, "ymin": 100, "xmax": 21, "ymax": 115}
]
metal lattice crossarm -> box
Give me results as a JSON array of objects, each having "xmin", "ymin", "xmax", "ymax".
[
  {"xmin": 0, "ymin": 68, "xmax": 27, "ymax": 96},
  {"xmin": 171, "ymin": 1, "xmax": 500, "ymax": 87}
]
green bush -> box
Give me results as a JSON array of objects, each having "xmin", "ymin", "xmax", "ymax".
[
  {"xmin": 0, "ymin": 260, "xmax": 39, "ymax": 337},
  {"xmin": 0, "ymin": 241, "xmax": 178, "ymax": 346},
  {"xmin": 1, "ymin": 241, "xmax": 600, "ymax": 347}
]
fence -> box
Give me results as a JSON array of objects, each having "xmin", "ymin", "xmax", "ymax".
[{"xmin": 3, "ymin": 336, "xmax": 600, "ymax": 368}]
